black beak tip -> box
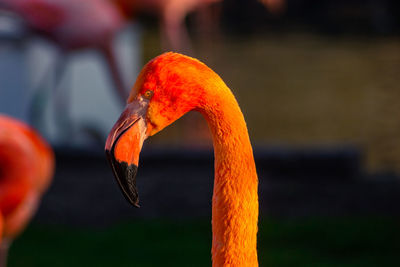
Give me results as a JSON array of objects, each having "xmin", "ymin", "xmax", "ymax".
[
  {"xmin": 105, "ymin": 149, "xmax": 141, "ymax": 208},
  {"xmin": 126, "ymin": 196, "xmax": 141, "ymax": 208}
]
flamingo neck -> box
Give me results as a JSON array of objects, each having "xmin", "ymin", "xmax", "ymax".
[{"xmin": 197, "ymin": 81, "xmax": 259, "ymax": 267}]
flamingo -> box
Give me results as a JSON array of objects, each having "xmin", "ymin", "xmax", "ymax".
[
  {"xmin": 0, "ymin": 114, "xmax": 54, "ymax": 266},
  {"xmin": 111, "ymin": 0, "xmax": 221, "ymax": 53},
  {"xmin": 0, "ymin": 0, "xmax": 128, "ymax": 131},
  {"xmin": 105, "ymin": 52, "xmax": 258, "ymax": 266}
]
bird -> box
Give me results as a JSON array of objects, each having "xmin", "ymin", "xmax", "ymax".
[
  {"xmin": 105, "ymin": 52, "xmax": 258, "ymax": 266},
  {"xmin": 111, "ymin": 0, "xmax": 221, "ymax": 53},
  {"xmin": 0, "ymin": 114, "xmax": 54, "ymax": 265},
  {"xmin": 0, "ymin": 0, "xmax": 128, "ymax": 133}
]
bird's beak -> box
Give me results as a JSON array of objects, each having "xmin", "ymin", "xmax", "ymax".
[{"xmin": 105, "ymin": 98, "xmax": 149, "ymax": 208}]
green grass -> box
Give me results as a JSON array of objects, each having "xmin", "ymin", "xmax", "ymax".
[{"xmin": 8, "ymin": 217, "xmax": 399, "ymax": 266}]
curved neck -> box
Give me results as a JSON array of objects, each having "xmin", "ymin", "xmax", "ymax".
[{"xmin": 197, "ymin": 81, "xmax": 259, "ymax": 267}]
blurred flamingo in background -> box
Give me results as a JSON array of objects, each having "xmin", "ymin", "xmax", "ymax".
[
  {"xmin": 0, "ymin": 114, "xmax": 54, "ymax": 266},
  {"xmin": 0, "ymin": 0, "xmax": 128, "ymax": 133},
  {"xmin": 111, "ymin": 0, "xmax": 221, "ymax": 53}
]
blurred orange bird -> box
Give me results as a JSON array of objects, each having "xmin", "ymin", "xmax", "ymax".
[
  {"xmin": 105, "ymin": 53, "xmax": 259, "ymax": 266},
  {"xmin": 0, "ymin": 115, "xmax": 54, "ymax": 265},
  {"xmin": 0, "ymin": 0, "xmax": 128, "ymax": 101}
]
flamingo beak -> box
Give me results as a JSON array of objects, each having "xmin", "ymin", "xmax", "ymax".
[{"xmin": 105, "ymin": 99, "xmax": 149, "ymax": 208}]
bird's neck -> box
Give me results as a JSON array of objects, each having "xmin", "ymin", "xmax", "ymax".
[{"xmin": 197, "ymin": 80, "xmax": 259, "ymax": 267}]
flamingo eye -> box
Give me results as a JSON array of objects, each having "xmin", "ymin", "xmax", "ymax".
[{"xmin": 143, "ymin": 90, "xmax": 154, "ymax": 99}]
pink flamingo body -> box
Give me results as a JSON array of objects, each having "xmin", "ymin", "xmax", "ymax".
[
  {"xmin": 1, "ymin": 0, "xmax": 123, "ymax": 49},
  {"xmin": 0, "ymin": 0, "xmax": 128, "ymax": 104}
]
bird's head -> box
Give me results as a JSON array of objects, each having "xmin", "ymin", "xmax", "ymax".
[{"xmin": 105, "ymin": 52, "xmax": 214, "ymax": 207}]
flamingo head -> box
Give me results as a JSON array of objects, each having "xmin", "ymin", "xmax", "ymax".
[{"xmin": 105, "ymin": 52, "xmax": 209, "ymax": 207}]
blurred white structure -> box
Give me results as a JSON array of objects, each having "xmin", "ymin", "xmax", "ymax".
[{"xmin": 0, "ymin": 15, "xmax": 141, "ymax": 147}]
